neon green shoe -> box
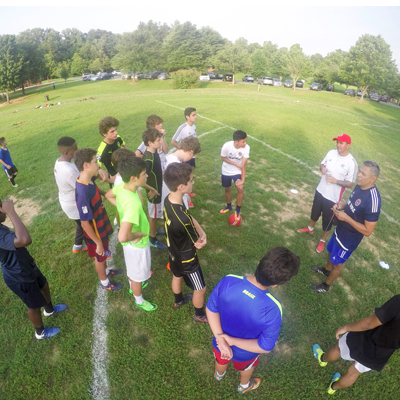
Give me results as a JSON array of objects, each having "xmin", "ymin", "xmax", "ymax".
[
  {"xmin": 328, "ymin": 373, "xmax": 341, "ymax": 395},
  {"xmin": 135, "ymin": 300, "xmax": 157, "ymax": 312},
  {"xmin": 313, "ymin": 344, "xmax": 327, "ymax": 367},
  {"xmin": 129, "ymin": 281, "xmax": 148, "ymax": 294}
]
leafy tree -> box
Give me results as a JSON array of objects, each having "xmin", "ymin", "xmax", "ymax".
[
  {"xmin": 198, "ymin": 26, "xmax": 225, "ymax": 69},
  {"xmin": 310, "ymin": 53, "xmax": 324, "ymax": 71},
  {"xmin": 57, "ymin": 62, "xmax": 70, "ymax": 82},
  {"xmin": 70, "ymin": 53, "xmax": 88, "ymax": 76},
  {"xmin": 283, "ymin": 44, "xmax": 312, "ymax": 90},
  {"xmin": 251, "ymin": 50, "xmax": 267, "ymax": 78},
  {"xmin": 213, "ymin": 39, "xmax": 249, "ymax": 74},
  {"xmin": 342, "ymin": 34, "xmax": 397, "ymax": 99},
  {"xmin": 262, "ymin": 41, "xmax": 278, "ymax": 72},
  {"xmin": 0, "ymin": 35, "xmax": 23, "ymax": 104},
  {"xmin": 271, "ymin": 47, "xmax": 289, "ymax": 77},
  {"xmin": 172, "ymin": 69, "xmax": 199, "ymax": 89},
  {"xmin": 90, "ymin": 58, "xmax": 103, "ymax": 73}
]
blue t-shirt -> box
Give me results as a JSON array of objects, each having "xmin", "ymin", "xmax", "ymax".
[
  {"xmin": 207, "ymin": 275, "xmax": 282, "ymax": 362},
  {"xmin": 0, "ymin": 148, "xmax": 14, "ymax": 170},
  {"xmin": 0, "ymin": 225, "xmax": 38, "ymax": 285},
  {"xmin": 334, "ymin": 185, "xmax": 381, "ymax": 252}
]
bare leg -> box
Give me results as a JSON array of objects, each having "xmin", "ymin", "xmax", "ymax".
[
  {"xmin": 326, "ymin": 262, "xmax": 343, "ymax": 285},
  {"xmin": 239, "ymin": 367, "xmax": 255, "ymax": 386},
  {"xmin": 325, "ymin": 253, "xmax": 333, "ymax": 272},
  {"xmin": 321, "ymin": 230, "xmax": 330, "ymax": 242},
  {"xmin": 224, "ymin": 187, "xmax": 232, "ymax": 204},
  {"xmin": 309, "ymin": 219, "xmax": 317, "ymax": 228},
  {"xmin": 192, "ymin": 286, "xmax": 207, "ymax": 308},
  {"xmin": 149, "ymin": 216, "xmax": 157, "ymax": 238},
  {"xmin": 95, "ymin": 259, "xmax": 107, "ymax": 280},
  {"xmin": 236, "ymin": 185, "xmax": 244, "ymax": 207},
  {"xmin": 332, "ymin": 362, "xmax": 361, "ymax": 390},
  {"xmin": 215, "ymin": 360, "xmax": 229, "ymax": 376},
  {"xmin": 322, "ymin": 340, "xmax": 340, "ymax": 363},
  {"xmin": 27, "ymin": 308, "xmax": 44, "ymax": 329},
  {"xmin": 129, "ymin": 279, "xmax": 142, "ymax": 296},
  {"xmin": 40, "ymin": 281, "xmax": 51, "ymax": 304},
  {"xmin": 172, "ymin": 275, "xmax": 183, "ymax": 295}
]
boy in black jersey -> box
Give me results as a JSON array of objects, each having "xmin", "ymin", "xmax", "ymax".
[
  {"xmin": 143, "ymin": 128, "xmax": 167, "ymax": 250},
  {"xmin": 97, "ymin": 116, "xmax": 126, "ymax": 179},
  {"xmin": 163, "ymin": 162, "xmax": 208, "ymax": 323}
]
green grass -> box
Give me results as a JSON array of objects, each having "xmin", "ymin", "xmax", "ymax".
[{"xmin": 1, "ymin": 79, "xmax": 400, "ymax": 399}]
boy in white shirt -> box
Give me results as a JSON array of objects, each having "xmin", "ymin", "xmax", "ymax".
[{"xmin": 220, "ymin": 130, "xmax": 250, "ymax": 220}]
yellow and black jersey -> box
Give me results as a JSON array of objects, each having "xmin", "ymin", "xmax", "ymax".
[
  {"xmin": 143, "ymin": 150, "xmax": 162, "ymax": 204},
  {"xmin": 97, "ymin": 136, "xmax": 125, "ymax": 176}
]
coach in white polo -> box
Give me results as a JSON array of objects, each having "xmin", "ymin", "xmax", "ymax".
[{"xmin": 297, "ymin": 134, "xmax": 358, "ymax": 253}]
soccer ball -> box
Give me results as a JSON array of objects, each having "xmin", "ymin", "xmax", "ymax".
[{"xmin": 229, "ymin": 213, "xmax": 242, "ymax": 226}]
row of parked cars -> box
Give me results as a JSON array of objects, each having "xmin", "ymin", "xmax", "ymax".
[
  {"xmin": 83, "ymin": 72, "xmax": 114, "ymax": 81},
  {"xmin": 344, "ymin": 89, "xmax": 389, "ymax": 102},
  {"xmin": 200, "ymin": 72, "xmax": 233, "ymax": 81},
  {"xmin": 125, "ymin": 71, "xmax": 170, "ymax": 80}
]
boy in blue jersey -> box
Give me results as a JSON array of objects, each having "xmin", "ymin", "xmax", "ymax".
[
  {"xmin": 0, "ymin": 137, "xmax": 19, "ymax": 187},
  {"xmin": 206, "ymin": 247, "xmax": 300, "ymax": 394},
  {"xmin": 310, "ymin": 161, "xmax": 381, "ymax": 293}
]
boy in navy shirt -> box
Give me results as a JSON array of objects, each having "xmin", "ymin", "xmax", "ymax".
[
  {"xmin": 310, "ymin": 161, "xmax": 381, "ymax": 293},
  {"xmin": 0, "ymin": 137, "xmax": 19, "ymax": 188},
  {"xmin": 206, "ymin": 247, "xmax": 300, "ymax": 394}
]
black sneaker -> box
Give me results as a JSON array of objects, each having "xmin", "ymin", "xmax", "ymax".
[
  {"xmin": 174, "ymin": 294, "xmax": 193, "ymax": 308},
  {"xmin": 311, "ymin": 266, "xmax": 330, "ymax": 277},
  {"xmin": 310, "ymin": 283, "xmax": 330, "ymax": 293}
]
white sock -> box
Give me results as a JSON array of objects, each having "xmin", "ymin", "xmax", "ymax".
[
  {"xmin": 320, "ymin": 239, "xmax": 325, "ymax": 243},
  {"xmin": 101, "ymin": 278, "xmax": 110, "ymax": 287},
  {"xmin": 134, "ymin": 295, "xmax": 144, "ymax": 305},
  {"xmin": 240, "ymin": 382, "xmax": 249, "ymax": 388},
  {"xmin": 308, "ymin": 226, "xmax": 314, "ymax": 231}
]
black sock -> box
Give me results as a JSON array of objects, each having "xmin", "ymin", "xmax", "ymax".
[
  {"xmin": 321, "ymin": 353, "xmax": 325, "ymax": 362},
  {"xmin": 9, "ymin": 177, "xmax": 15, "ymax": 185},
  {"xmin": 150, "ymin": 236, "xmax": 157, "ymax": 244},
  {"xmin": 236, "ymin": 205, "xmax": 241, "ymax": 215},
  {"xmin": 44, "ymin": 302, "xmax": 54, "ymax": 314},
  {"xmin": 226, "ymin": 203, "xmax": 232, "ymax": 209},
  {"xmin": 174, "ymin": 292, "xmax": 184, "ymax": 304},
  {"xmin": 35, "ymin": 326, "xmax": 45, "ymax": 335},
  {"xmin": 195, "ymin": 307, "xmax": 205, "ymax": 317},
  {"xmin": 323, "ymin": 282, "xmax": 330, "ymax": 289}
]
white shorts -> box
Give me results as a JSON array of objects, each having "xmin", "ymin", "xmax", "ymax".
[
  {"xmin": 147, "ymin": 200, "xmax": 164, "ymax": 219},
  {"xmin": 122, "ymin": 243, "xmax": 151, "ymax": 282},
  {"xmin": 339, "ymin": 332, "xmax": 371, "ymax": 373}
]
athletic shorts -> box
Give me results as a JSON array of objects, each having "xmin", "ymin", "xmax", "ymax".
[
  {"xmin": 123, "ymin": 243, "xmax": 151, "ymax": 282},
  {"xmin": 213, "ymin": 347, "xmax": 259, "ymax": 371},
  {"xmin": 185, "ymin": 158, "xmax": 196, "ymax": 168},
  {"xmin": 170, "ymin": 254, "xmax": 205, "ymax": 290},
  {"xmin": 148, "ymin": 200, "xmax": 164, "ymax": 219},
  {"xmin": 327, "ymin": 236, "xmax": 353, "ymax": 265},
  {"xmin": 221, "ymin": 174, "xmax": 242, "ymax": 188},
  {"xmin": 339, "ymin": 333, "xmax": 371, "ymax": 373},
  {"xmin": 4, "ymin": 165, "xmax": 18, "ymax": 178},
  {"xmin": 6, "ymin": 267, "xmax": 47, "ymax": 309},
  {"xmin": 87, "ymin": 239, "xmax": 109, "ymax": 263},
  {"xmin": 310, "ymin": 190, "xmax": 337, "ymax": 231}
]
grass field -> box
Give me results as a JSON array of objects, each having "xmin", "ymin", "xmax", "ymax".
[{"xmin": 1, "ymin": 78, "xmax": 400, "ymax": 400}]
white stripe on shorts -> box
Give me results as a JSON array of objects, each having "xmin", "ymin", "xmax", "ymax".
[
  {"xmin": 187, "ymin": 269, "xmax": 204, "ymax": 290},
  {"xmin": 339, "ymin": 332, "xmax": 371, "ymax": 373}
]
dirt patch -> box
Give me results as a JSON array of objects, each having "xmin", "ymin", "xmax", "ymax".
[
  {"xmin": 0, "ymin": 97, "xmax": 25, "ymax": 108},
  {"xmin": 2, "ymin": 196, "xmax": 42, "ymax": 228},
  {"xmin": 273, "ymin": 342, "xmax": 294, "ymax": 356},
  {"xmin": 336, "ymin": 278, "xmax": 356, "ymax": 301},
  {"xmin": 275, "ymin": 205, "xmax": 302, "ymax": 223},
  {"xmin": 257, "ymin": 202, "xmax": 269, "ymax": 214}
]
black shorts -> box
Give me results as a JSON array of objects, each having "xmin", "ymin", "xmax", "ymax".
[
  {"xmin": 185, "ymin": 158, "xmax": 196, "ymax": 168},
  {"xmin": 6, "ymin": 267, "xmax": 48, "ymax": 309},
  {"xmin": 4, "ymin": 165, "xmax": 18, "ymax": 178},
  {"xmin": 310, "ymin": 190, "xmax": 337, "ymax": 231},
  {"xmin": 169, "ymin": 253, "xmax": 206, "ymax": 290}
]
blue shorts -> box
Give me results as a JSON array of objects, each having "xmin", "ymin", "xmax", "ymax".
[
  {"xmin": 221, "ymin": 174, "xmax": 241, "ymax": 188},
  {"xmin": 185, "ymin": 158, "xmax": 196, "ymax": 168},
  {"xmin": 327, "ymin": 236, "xmax": 353, "ymax": 265}
]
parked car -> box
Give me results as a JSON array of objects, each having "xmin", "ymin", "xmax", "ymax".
[
  {"xmin": 296, "ymin": 80, "xmax": 304, "ymax": 88},
  {"xmin": 357, "ymin": 89, "xmax": 368, "ymax": 98},
  {"xmin": 273, "ymin": 78, "xmax": 282, "ymax": 87},
  {"xmin": 101, "ymin": 73, "xmax": 113, "ymax": 80},
  {"xmin": 207, "ymin": 72, "xmax": 215, "ymax": 79},
  {"xmin": 310, "ymin": 82, "xmax": 323, "ymax": 91},
  {"xmin": 216, "ymin": 73, "xmax": 224, "ymax": 79},
  {"xmin": 112, "ymin": 70, "xmax": 121, "ymax": 75},
  {"xmin": 158, "ymin": 72, "xmax": 170, "ymax": 80},
  {"xmin": 148, "ymin": 70, "xmax": 164, "ymax": 79},
  {"xmin": 223, "ymin": 74, "xmax": 234, "ymax": 82},
  {"xmin": 326, "ymin": 84, "xmax": 334, "ymax": 92},
  {"xmin": 242, "ymin": 75, "xmax": 254, "ymax": 82},
  {"xmin": 122, "ymin": 72, "xmax": 133, "ymax": 80},
  {"xmin": 283, "ymin": 80, "xmax": 293, "ymax": 88},
  {"xmin": 91, "ymin": 75, "xmax": 101, "ymax": 81},
  {"xmin": 134, "ymin": 72, "xmax": 143, "ymax": 79},
  {"xmin": 370, "ymin": 92, "xmax": 380, "ymax": 101},
  {"xmin": 380, "ymin": 94, "xmax": 388, "ymax": 102},
  {"xmin": 257, "ymin": 76, "xmax": 273, "ymax": 85},
  {"xmin": 83, "ymin": 74, "xmax": 95, "ymax": 81},
  {"xmin": 200, "ymin": 73, "xmax": 210, "ymax": 81},
  {"xmin": 344, "ymin": 89, "xmax": 356, "ymax": 97}
]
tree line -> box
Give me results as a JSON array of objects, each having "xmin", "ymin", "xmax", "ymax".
[{"xmin": 0, "ymin": 21, "xmax": 399, "ymax": 104}]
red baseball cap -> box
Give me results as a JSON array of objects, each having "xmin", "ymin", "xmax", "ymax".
[{"xmin": 332, "ymin": 133, "xmax": 351, "ymax": 144}]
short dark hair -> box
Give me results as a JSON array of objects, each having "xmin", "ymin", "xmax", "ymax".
[
  {"xmin": 184, "ymin": 107, "xmax": 196, "ymax": 119},
  {"xmin": 119, "ymin": 156, "xmax": 146, "ymax": 183},
  {"xmin": 142, "ymin": 128, "xmax": 163, "ymax": 146},
  {"xmin": 111, "ymin": 148, "xmax": 135, "ymax": 172},
  {"xmin": 146, "ymin": 115, "xmax": 163, "ymax": 129},
  {"xmin": 0, "ymin": 137, "xmax": 6, "ymax": 145},
  {"xmin": 233, "ymin": 130, "xmax": 247, "ymax": 142},
  {"xmin": 180, "ymin": 136, "xmax": 201, "ymax": 155},
  {"xmin": 57, "ymin": 136, "xmax": 76, "ymax": 148},
  {"xmin": 99, "ymin": 116, "xmax": 119, "ymax": 136},
  {"xmin": 74, "ymin": 148, "xmax": 97, "ymax": 172},
  {"xmin": 164, "ymin": 163, "xmax": 193, "ymax": 192},
  {"xmin": 363, "ymin": 161, "xmax": 380, "ymax": 178},
  {"xmin": 255, "ymin": 247, "xmax": 300, "ymax": 287}
]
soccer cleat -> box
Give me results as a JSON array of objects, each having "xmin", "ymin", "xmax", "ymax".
[
  {"xmin": 12, "ymin": 184, "xmax": 20, "ymax": 188},
  {"xmin": 219, "ymin": 205, "xmax": 232, "ymax": 214},
  {"xmin": 135, "ymin": 300, "xmax": 158, "ymax": 311},
  {"xmin": 35, "ymin": 327, "xmax": 61, "ymax": 340},
  {"xmin": 174, "ymin": 293, "xmax": 193, "ymax": 308},
  {"xmin": 214, "ymin": 370, "xmax": 226, "ymax": 381},
  {"xmin": 101, "ymin": 281, "xmax": 123, "ymax": 291},
  {"xmin": 106, "ymin": 269, "xmax": 123, "ymax": 277},
  {"xmin": 316, "ymin": 240, "xmax": 325, "ymax": 253},
  {"xmin": 72, "ymin": 243, "xmax": 88, "ymax": 253},
  {"xmin": 238, "ymin": 378, "xmax": 261, "ymax": 394},
  {"xmin": 297, "ymin": 226, "xmax": 313, "ymax": 233},
  {"xmin": 150, "ymin": 240, "xmax": 168, "ymax": 250},
  {"xmin": 310, "ymin": 283, "xmax": 330, "ymax": 293},
  {"xmin": 113, "ymin": 217, "xmax": 119, "ymax": 228},
  {"xmin": 313, "ymin": 344, "xmax": 327, "ymax": 367},
  {"xmin": 43, "ymin": 304, "xmax": 68, "ymax": 317},
  {"xmin": 188, "ymin": 201, "xmax": 194, "ymax": 208},
  {"xmin": 129, "ymin": 281, "xmax": 148, "ymax": 294},
  {"xmin": 166, "ymin": 262, "xmax": 171, "ymax": 271},
  {"xmin": 156, "ymin": 229, "xmax": 165, "ymax": 235},
  {"xmin": 193, "ymin": 314, "xmax": 208, "ymax": 323},
  {"xmin": 327, "ymin": 372, "xmax": 341, "ymax": 395},
  {"xmin": 311, "ymin": 266, "xmax": 330, "ymax": 277},
  {"xmin": 189, "ymin": 193, "xmax": 196, "ymax": 197}
]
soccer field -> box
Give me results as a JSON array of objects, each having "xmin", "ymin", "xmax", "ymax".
[{"xmin": 1, "ymin": 79, "xmax": 400, "ymax": 400}]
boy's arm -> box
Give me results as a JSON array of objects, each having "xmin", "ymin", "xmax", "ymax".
[
  {"xmin": 235, "ymin": 157, "xmax": 248, "ymax": 187},
  {"xmin": 140, "ymin": 183, "xmax": 159, "ymax": 200},
  {"xmin": 104, "ymin": 189, "xmax": 117, "ymax": 206},
  {"xmin": 171, "ymin": 139, "xmax": 180, "ymax": 149},
  {"xmin": 0, "ymin": 200, "xmax": 31, "ymax": 248},
  {"xmin": 220, "ymin": 334, "xmax": 271, "ymax": 354},
  {"xmin": 221, "ymin": 156, "xmax": 242, "ymax": 173},
  {"xmin": 206, "ymin": 307, "xmax": 232, "ymax": 360},
  {"xmin": 80, "ymin": 220, "xmax": 104, "ymax": 256},
  {"xmin": 135, "ymin": 150, "xmax": 144, "ymax": 158},
  {"xmin": 0, "ymin": 159, "xmax": 11, "ymax": 169},
  {"xmin": 191, "ymin": 216, "xmax": 207, "ymax": 249},
  {"xmin": 335, "ymin": 313, "xmax": 382, "ymax": 339},
  {"xmin": 118, "ymin": 221, "xmax": 147, "ymax": 244},
  {"xmin": 160, "ymin": 130, "xmax": 169, "ymax": 153}
]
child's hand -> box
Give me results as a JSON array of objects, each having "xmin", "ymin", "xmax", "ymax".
[
  {"xmin": 98, "ymin": 169, "xmax": 108, "ymax": 182},
  {"xmin": 147, "ymin": 188, "xmax": 159, "ymax": 200},
  {"xmin": 5, "ymin": 164, "xmax": 11, "ymax": 170},
  {"xmin": 96, "ymin": 242, "xmax": 104, "ymax": 256},
  {"xmin": 131, "ymin": 232, "xmax": 147, "ymax": 244},
  {"xmin": 0, "ymin": 199, "xmax": 15, "ymax": 214},
  {"xmin": 219, "ymin": 333, "xmax": 234, "ymax": 347},
  {"xmin": 335, "ymin": 326, "xmax": 348, "ymax": 339},
  {"xmin": 235, "ymin": 179, "xmax": 244, "ymax": 188},
  {"xmin": 216, "ymin": 335, "xmax": 232, "ymax": 360},
  {"xmin": 194, "ymin": 233, "xmax": 207, "ymax": 249}
]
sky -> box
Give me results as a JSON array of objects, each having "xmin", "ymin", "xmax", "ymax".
[{"xmin": 1, "ymin": 6, "xmax": 399, "ymax": 69}]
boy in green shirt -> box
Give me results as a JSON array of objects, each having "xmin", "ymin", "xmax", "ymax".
[{"xmin": 106, "ymin": 156, "xmax": 157, "ymax": 312}]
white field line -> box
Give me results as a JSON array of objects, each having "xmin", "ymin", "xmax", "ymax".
[
  {"xmin": 90, "ymin": 230, "xmax": 118, "ymax": 400},
  {"xmin": 159, "ymin": 101, "xmax": 400, "ymax": 226},
  {"xmin": 350, "ymin": 123, "xmax": 388, "ymax": 127}
]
